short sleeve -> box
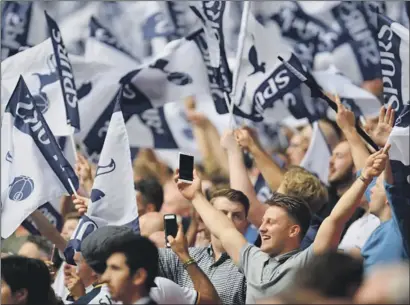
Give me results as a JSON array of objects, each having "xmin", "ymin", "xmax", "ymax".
[
  {"xmin": 157, "ymin": 248, "xmax": 180, "ymax": 282},
  {"xmin": 239, "ymin": 243, "xmax": 269, "ymax": 281},
  {"xmin": 151, "ymin": 277, "xmax": 198, "ymax": 304},
  {"xmin": 287, "ymin": 244, "xmax": 315, "ymax": 268}
]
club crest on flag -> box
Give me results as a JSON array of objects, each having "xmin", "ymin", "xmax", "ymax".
[
  {"xmin": 149, "ymin": 59, "xmax": 193, "ymax": 86},
  {"xmin": 31, "ymin": 54, "xmax": 59, "ymax": 114},
  {"xmin": 8, "ymin": 175, "xmax": 35, "ymax": 201},
  {"xmin": 90, "ymin": 189, "xmax": 106, "ymax": 203},
  {"xmin": 248, "ymin": 39, "xmax": 266, "ymax": 76},
  {"xmin": 6, "ymin": 151, "xmax": 13, "ymax": 163},
  {"xmin": 95, "ymin": 158, "xmax": 116, "ymax": 177}
]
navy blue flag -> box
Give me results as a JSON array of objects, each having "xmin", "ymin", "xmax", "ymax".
[
  {"xmin": 45, "ymin": 11, "xmax": 80, "ymax": 132},
  {"xmin": 187, "ymin": 28, "xmax": 232, "ymax": 114},
  {"xmin": 22, "ymin": 201, "xmax": 63, "ymax": 235},
  {"xmin": 1, "ymin": 2, "xmax": 32, "ymax": 60},
  {"xmin": 1, "ymin": 76, "xmax": 79, "ymax": 238},
  {"xmin": 89, "ymin": 16, "xmax": 137, "ymax": 61},
  {"xmin": 331, "ymin": 1, "xmax": 381, "ymax": 82},
  {"xmin": 377, "ymin": 13, "xmax": 409, "ymax": 119},
  {"xmin": 271, "ymin": 2, "xmax": 340, "ymax": 52}
]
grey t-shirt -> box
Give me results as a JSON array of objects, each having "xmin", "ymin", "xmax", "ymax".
[{"xmin": 239, "ymin": 243, "xmax": 315, "ymax": 303}]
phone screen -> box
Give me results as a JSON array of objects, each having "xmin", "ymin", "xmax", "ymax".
[
  {"xmin": 179, "ymin": 154, "xmax": 194, "ymax": 181},
  {"xmin": 164, "ymin": 215, "xmax": 178, "ymax": 248}
]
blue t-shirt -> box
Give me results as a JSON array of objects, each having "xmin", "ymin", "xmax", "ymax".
[{"xmin": 361, "ymin": 181, "xmax": 409, "ymax": 272}]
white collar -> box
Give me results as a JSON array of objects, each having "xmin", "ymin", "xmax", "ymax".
[{"xmin": 133, "ymin": 296, "xmax": 152, "ymax": 304}]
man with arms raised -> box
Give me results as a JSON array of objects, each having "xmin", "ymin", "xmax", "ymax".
[{"xmin": 174, "ymin": 144, "xmax": 390, "ymax": 303}]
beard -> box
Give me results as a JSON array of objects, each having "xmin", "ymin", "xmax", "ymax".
[{"xmin": 329, "ymin": 164, "xmax": 356, "ymax": 190}]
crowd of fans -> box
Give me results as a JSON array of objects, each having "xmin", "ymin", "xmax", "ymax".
[{"xmin": 2, "ymin": 91, "xmax": 409, "ymax": 304}]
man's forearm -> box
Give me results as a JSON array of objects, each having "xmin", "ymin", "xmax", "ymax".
[
  {"xmin": 227, "ymin": 148, "xmax": 267, "ymax": 227},
  {"xmin": 205, "ymin": 123, "xmax": 229, "ymax": 177},
  {"xmin": 314, "ymin": 176, "xmax": 370, "ymax": 253},
  {"xmin": 343, "ymin": 128, "xmax": 370, "ymax": 171},
  {"xmin": 30, "ymin": 211, "xmax": 68, "ymax": 252},
  {"xmin": 179, "ymin": 254, "xmax": 221, "ymax": 304},
  {"xmin": 191, "ymin": 192, "xmax": 235, "ymax": 239},
  {"xmin": 249, "ymin": 145, "xmax": 284, "ymax": 191}
]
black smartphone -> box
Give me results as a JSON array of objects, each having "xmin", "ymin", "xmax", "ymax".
[
  {"xmin": 178, "ymin": 153, "xmax": 194, "ymax": 183},
  {"xmin": 164, "ymin": 214, "xmax": 178, "ymax": 248}
]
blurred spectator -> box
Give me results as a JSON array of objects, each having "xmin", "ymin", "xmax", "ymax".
[
  {"xmin": 17, "ymin": 235, "xmax": 53, "ymax": 261},
  {"xmin": 291, "ymin": 251, "xmax": 363, "ymax": 299},
  {"xmin": 135, "ymin": 178, "xmax": 164, "ymax": 216},
  {"xmin": 354, "ymin": 262, "xmax": 409, "ymax": 304},
  {"xmin": 1, "ymin": 255, "xmax": 62, "ymax": 305}
]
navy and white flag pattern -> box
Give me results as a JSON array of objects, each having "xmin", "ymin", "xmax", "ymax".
[
  {"xmin": 64, "ymin": 88, "xmax": 139, "ymax": 265},
  {"xmin": 299, "ymin": 122, "xmax": 332, "ymax": 185},
  {"xmin": 189, "ymin": 1, "xmax": 227, "ymax": 68},
  {"xmin": 312, "ymin": 66, "xmax": 382, "ymax": 119},
  {"xmin": 1, "ymin": 15, "xmax": 82, "ymax": 137},
  {"xmin": 330, "ymin": 1, "xmax": 381, "ymax": 83},
  {"xmin": 45, "ymin": 12, "xmax": 80, "ymax": 132},
  {"xmin": 22, "ymin": 199, "xmax": 63, "ymax": 235},
  {"xmin": 377, "ymin": 13, "xmax": 409, "ymax": 118},
  {"xmin": 1, "ymin": 2, "xmax": 33, "ymax": 60},
  {"xmin": 387, "ymin": 102, "xmax": 410, "ymax": 256},
  {"xmin": 230, "ymin": 6, "xmax": 304, "ymax": 122},
  {"xmin": 1, "ymin": 77, "xmax": 79, "ymax": 238},
  {"xmin": 187, "ymin": 28, "xmax": 232, "ymax": 114},
  {"xmin": 89, "ymin": 16, "xmax": 138, "ymax": 63},
  {"xmin": 270, "ymin": 2, "xmax": 341, "ymax": 53}
]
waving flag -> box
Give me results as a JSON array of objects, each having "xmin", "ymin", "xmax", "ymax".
[
  {"xmin": 312, "ymin": 66, "xmax": 382, "ymax": 118},
  {"xmin": 189, "ymin": 1, "xmax": 227, "ymax": 68},
  {"xmin": 22, "ymin": 199, "xmax": 63, "ymax": 235},
  {"xmin": 187, "ymin": 28, "xmax": 232, "ymax": 114},
  {"xmin": 2, "ymin": 13, "xmax": 80, "ymax": 136},
  {"xmin": 377, "ymin": 13, "xmax": 409, "ymax": 118},
  {"xmin": 300, "ymin": 122, "xmax": 332, "ymax": 185},
  {"xmin": 88, "ymin": 16, "xmax": 138, "ymax": 65},
  {"xmin": 45, "ymin": 12, "xmax": 80, "ymax": 132},
  {"xmin": 64, "ymin": 89, "xmax": 139, "ymax": 265},
  {"xmin": 1, "ymin": 2, "xmax": 33, "ymax": 60},
  {"xmin": 271, "ymin": 2, "xmax": 340, "ymax": 53},
  {"xmin": 387, "ymin": 103, "xmax": 410, "ymax": 257},
  {"xmin": 330, "ymin": 1, "xmax": 381, "ymax": 83},
  {"xmin": 1, "ymin": 77, "xmax": 79, "ymax": 238},
  {"xmin": 225, "ymin": 4, "xmax": 305, "ymax": 122}
]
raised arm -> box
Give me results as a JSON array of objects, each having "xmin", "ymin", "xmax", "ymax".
[
  {"xmin": 174, "ymin": 170, "xmax": 247, "ymax": 266},
  {"xmin": 235, "ymin": 127, "xmax": 285, "ymax": 191},
  {"xmin": 332, "ymin": 94, "xmax": 370, "ymax": 170},
  {"xmin": 220, "ymin": 129, "xmax": 267, "ymax": 228},
  {"xmin": 168, "ymin": 223, "xmax": 221, "ymax": 304},
  {"xmin": 314, "ymin": 145, "xmax": 390, "ymax": 254},
  {"xmin": 29, "ymin": 211, "xmax": 68, "ymax": 252},
  {"xmin": 185, "ymin": 97, "xmax": 228, "ymax": 177}
]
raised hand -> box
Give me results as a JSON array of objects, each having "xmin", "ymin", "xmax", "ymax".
[
  {"xmin": 366, "ymin": 105, "xmax": 395, "ymax": 147},
  {"xmin": 362, "ymin": 144, "xmax": 391, "ymax": 180},
  {"xmin": 167, "ymin": 223, "xmax": 190, "ymax": 261},
  {"xmin": 174, "ymin": 169, "xmax": 202, "ymax": 201},
  {"xmin": 220, "ymin": 129, "xmax": 240, "ymax": 152},
  {"xmin": 234, "ymin": 126, "xmax": 260, "ymax": 152},
  {"xmin": 71, "ymin": 194, "xmax": 89, "ymax": 215},
  {"xmin": 333, "ymin": 94, "xmax": 356, "ymax": 132},
  {"xmin": 75, "ymin": 153, "xmax": 93, "ymax": 189}
]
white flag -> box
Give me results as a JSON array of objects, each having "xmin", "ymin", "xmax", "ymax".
[
  {"xmin": 64, "ymin": 88, "xmax": 139, "ymax": 265},
  {"xmin": 299, "ymin": 122, "xmax": 332, "ymax": 185},
  {"xmin": 1, "ymin": 77, "xmax": 79, "ymax": 238}
]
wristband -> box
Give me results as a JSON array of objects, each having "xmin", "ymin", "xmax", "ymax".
[
  {"xmin": 359, "ymin": 175, "xmax": 370, "ymax": 184},
  {"xmin": 183, "ymin": 258, "xmax": 196, "ymax": 268}
]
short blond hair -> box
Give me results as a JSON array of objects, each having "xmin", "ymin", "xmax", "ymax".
[{"xmin": 281, "ymin": 166, "xmax": 328, "ymax": 214}]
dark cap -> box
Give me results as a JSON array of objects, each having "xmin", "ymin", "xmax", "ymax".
[{"xmin": 80, "ymin": 226, "xmax": 136, "ymax": 274}]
